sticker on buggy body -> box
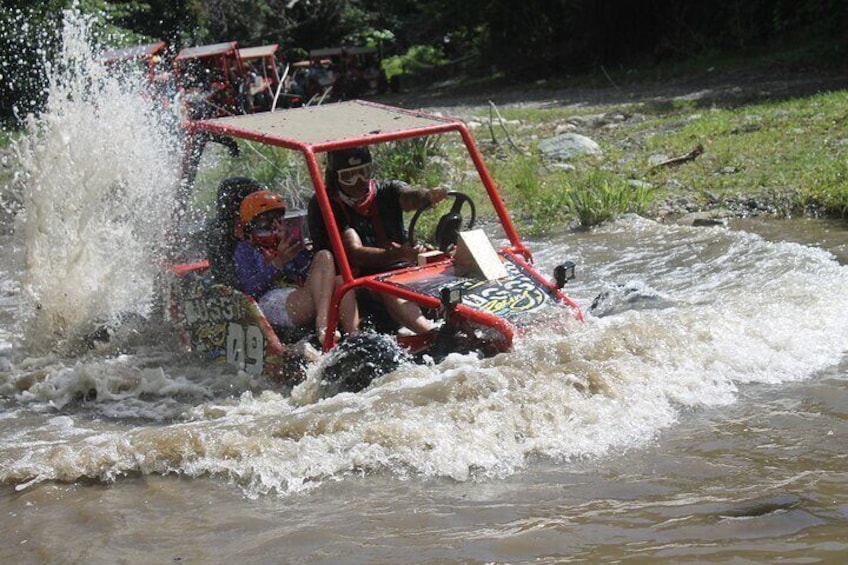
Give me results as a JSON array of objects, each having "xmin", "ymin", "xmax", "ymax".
[
  {"xmin": 175, "ymin": 278, "xmax": 270, "ymax": 370},
  {"xmin": 453, "ymin": 260, "xmax": 550, "ymax": 318},
  {"xmin": 391, "ymin": 256, "xmax": 554, "ymax": 319},
  {"xmin": 226, "ymin": 322, "xmax": 265, "ymax": 374}
]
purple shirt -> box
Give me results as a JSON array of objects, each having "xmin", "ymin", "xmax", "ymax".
[{"xmin": 233, "ymin": 240, "xmax": 312, "ymax": 297}]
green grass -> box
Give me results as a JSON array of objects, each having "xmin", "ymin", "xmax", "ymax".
[
  {"xmin": 636, "ymin": 90, "xmax": 848, "ymax": 216},
  {"xmin": 184, "ymin": 83, "xmax": 848, "ymax": 236},
  {"xmin": 188, "ymin": 140, "xmax": 315, "ymax": 215},
  {"xmin": 372, "ymin": 136, "xmax": 447, "ymax": 188},
  {"xmin": 565, "ymin": 170, "xmax": 654, "ymax": 228},
  {"xmin": 484, "ymin": 155, "xmax": 654, "ymax": 232},
  {"xmin": 465, "ymin": 86, "xmax": 848, "ymax": 227}
]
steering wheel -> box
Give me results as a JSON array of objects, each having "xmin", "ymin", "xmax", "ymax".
[{"xmin": 407, "ymin": 191, "xmax": 477, "ymax": 252}]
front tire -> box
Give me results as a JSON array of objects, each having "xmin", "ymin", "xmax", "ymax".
[{"xmin": 318, "ymin": 332, "xmax": 410, "ymax": 397}]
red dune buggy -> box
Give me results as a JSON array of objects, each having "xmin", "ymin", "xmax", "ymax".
[{"xmin": 164, "ymin": 101, "xmax": 582, "ymax": 393}]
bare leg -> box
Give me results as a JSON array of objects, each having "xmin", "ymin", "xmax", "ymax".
[
  {"xmin": 286, "ymin": 250, "xmax": 335, "ymax": 337},
  {"xmin": 383, "ymin": 294, "xmax": 433, "ymax": 334},
  {"xmin": 335, "ymin": 277, "xmax": 359, "ymax": 336},
  {"xmin": 307, "ymin": 250, "xmax": 336, "ymax": 336}
]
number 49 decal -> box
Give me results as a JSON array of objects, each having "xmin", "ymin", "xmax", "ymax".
[{"xmin": 226, "ymin": 322, "xmax": 265, "ymax": 374}]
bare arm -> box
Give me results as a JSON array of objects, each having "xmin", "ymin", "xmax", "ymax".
[{"xmin": 397, "ymin": 185, "xmax": 448, "ymax": 212}]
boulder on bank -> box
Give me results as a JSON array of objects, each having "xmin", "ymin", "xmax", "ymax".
[{"xmin": 538, "ymin": 133, "xmax": 601, "ymax": 161}]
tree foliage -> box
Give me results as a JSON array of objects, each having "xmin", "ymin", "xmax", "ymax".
[{"xmin": 2, "ymin": 0, "xmax": 847, "ymax": 125}]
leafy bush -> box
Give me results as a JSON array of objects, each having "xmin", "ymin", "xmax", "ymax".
[
  {"xmin": 381, "ymin": 45, "xmax": 447, "ymax": 80},
  {"xmin": 372, "ymin": 136, "xmax": 447, "ymax": 187}
]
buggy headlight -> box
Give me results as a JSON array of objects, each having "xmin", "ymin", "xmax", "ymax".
[{"xmin": 440, "ymin": 286, "xmax": 463, "ymax": 307}]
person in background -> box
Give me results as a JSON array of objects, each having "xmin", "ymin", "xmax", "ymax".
[
  {"xmin": 235, "ymin": 190, "xmax": 358, "ymax": 343},
  {"xmin": 308, "ymin": 146, "xmax": 447, "ymax": 334}
]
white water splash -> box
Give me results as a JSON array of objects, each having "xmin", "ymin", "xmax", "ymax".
[
  {"xmin": 12, "ymin": 9, "xmax": 179, "ymax": 352},
  {"xmin": 0, "ymin": 217, "xmax": 846, "ymax": 496}
]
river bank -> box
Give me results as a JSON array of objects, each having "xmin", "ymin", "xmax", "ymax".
[{"xmin": 377, "ymin": 63, "xmax": 848, "ymax": 227}]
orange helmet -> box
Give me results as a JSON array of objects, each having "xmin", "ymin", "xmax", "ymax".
[{"xmin": 239, "ymin": 190, "xmax": 286, "ymax": 225}]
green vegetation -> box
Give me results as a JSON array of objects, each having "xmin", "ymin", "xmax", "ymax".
[
  {"xmin": 4, "ymin": 1, "xmax": 847, "ymax": 127},
  {"xmin": 565, "ymin": 171, "xmax": 654, "ymax": 228},
  {"xmin": 372, "ymin": 136, "xmax": 446, "ymax": 188},
  {"xmin": 381, "ymin": 45, "xmax": 448, "ymax": 81},
  {"xmin": 189, "ymin": 84, "xmax": 848, "ymax": 234},
  {"xmin": 234, "ymin": 142, "xmax": 314, "ymax": 208},
  {"xmin": 462, "ymin": 87, "xmax": 848, "ymax": 228},
  {"xmin": 3, "ymin": 2, "xmax": 846, "ymax": 237},
  {"xmin": 483, "ymin": 154, "xmax": 654, "ymax": 232},
  {"xmin": 634, "ymin": 89, "xmax": 848, "ymax": 218}
]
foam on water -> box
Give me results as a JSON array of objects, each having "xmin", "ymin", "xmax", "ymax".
[
  {"xmin": 1, "ymin": 216, "xmax": 846, "ymax": 497},
  {"xmin": 10, "ymin": 9, "xmax": 179, "ymax": 353}
]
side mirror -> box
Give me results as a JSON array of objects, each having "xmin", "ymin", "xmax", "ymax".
[{"xmin": 554, "ymin": 261, "xmax": 576, "ymax": 288}]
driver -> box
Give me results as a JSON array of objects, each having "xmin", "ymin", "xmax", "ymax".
[{"xmin": 308, "ymin": 146, "xmax": 447, "ymax": 334}]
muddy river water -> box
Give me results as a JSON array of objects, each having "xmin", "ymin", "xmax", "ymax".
[{"xmin": 1, "ymin": 215, "xmax": 846, "ymax": 564}]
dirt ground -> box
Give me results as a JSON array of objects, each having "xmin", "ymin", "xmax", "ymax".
[{"xmin": 378, "ymin": 64, "xmax": 848, "ymax": 115}]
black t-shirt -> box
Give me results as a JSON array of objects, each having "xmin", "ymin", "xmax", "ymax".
[{"xmin": 308, "ymin": 180, "xmax": 408, "ymax": 257}]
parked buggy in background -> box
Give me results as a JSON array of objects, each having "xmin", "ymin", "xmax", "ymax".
[
  {"xmin": 289, "ymin": 57, "xmax": 336, "ymax": 104},
  {"xmin": 174, "ymin": 41, "xmax": 248, "ymax": 119},
  {"xmin": 100, "ymin": 41, "xmax": 168, "ymax": 84},
  {"xmin": 100, "ymin": 41, "xmax": 174, "ymax": 104},
  {"xmin": 238, "ymin": 44, "xmax": 303, "ymax": 111},
  {"xmin": 164, "ymin": 101, "xmax": 583, "ymax": 395},
  {"xmin": 292, "ymin": 46, "xmax": 388, "ymax": 103},
  {"xmin": 327, "ymin": 46, "xmax": 389, "ymax": 98}
]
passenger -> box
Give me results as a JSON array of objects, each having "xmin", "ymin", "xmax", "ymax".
[
  {"xmin": 308, "ymin": 146, "xmax": 447, "ymax": 334},
  {"xmin": 235, "ymin": 190, "xmax": 358, "ymax": 343}
]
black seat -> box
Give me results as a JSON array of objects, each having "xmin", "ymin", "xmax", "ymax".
[{"xmin": 205, "ymin": 177, "xmax": 263, "ymax": 287}]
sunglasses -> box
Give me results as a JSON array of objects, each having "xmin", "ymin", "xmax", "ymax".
[
  {"xmin": 337, "ymin": 163, "xmax": 373, "ymax": 187},
  {"xmin": 252, "ymin": 212, "xmax": 286, "ymax": 234}
]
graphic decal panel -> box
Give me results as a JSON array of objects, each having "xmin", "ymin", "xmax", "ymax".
[{"xmin": 382, "ymin": 255, "xmax": 556, "ymax": 320}]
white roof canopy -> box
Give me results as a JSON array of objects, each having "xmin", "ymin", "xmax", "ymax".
[
  {"xmin": 101, "ymin": 41, "xmax": 165, "ymax": 63},
  {"xmin": 196, "ymin": 101, "xmax": 461, "ymax": 150},
  {"xmin": 176, "ymin": 42, "xmax": 237, "ymax": 61},
  {"xmin": 239, "ymin": 44, "xmax": 279, "ymax": 60}
]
